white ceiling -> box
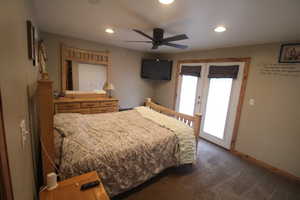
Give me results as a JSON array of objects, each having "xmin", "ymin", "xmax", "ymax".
[{"xmin": 33, "ymin": 0, "xmax": 300, "ymax": 53}]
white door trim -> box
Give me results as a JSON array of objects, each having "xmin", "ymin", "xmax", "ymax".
[{"xmin": 200, "ymin": 62, "xmax": 245, "ymax": 149}]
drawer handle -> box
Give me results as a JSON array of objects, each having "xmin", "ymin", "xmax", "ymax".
[
  {"xmin": 64, "ymin": 105, "xmax": 76, "ymax": 108},
  {"xmin": 102, "ymin": 103, "xmax": 116, "ymax": 105}
]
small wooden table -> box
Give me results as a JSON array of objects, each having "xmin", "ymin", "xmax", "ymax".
[{"xmin": 40, "ymin": 171, "xmax": 110, "ymax": 200}]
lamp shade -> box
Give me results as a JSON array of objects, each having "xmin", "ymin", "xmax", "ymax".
[{"xmin": 103, "ymin": 82, "xmax": 115, "ymax": 91}]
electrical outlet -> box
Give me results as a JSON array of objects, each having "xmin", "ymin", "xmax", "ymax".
[
  {"xmin": 249, "ymin": 98, "xmax": 255, "ymax": 106},
  {"xmin": 20, "ymin": 119, "xmax": 29, "ymax": 148}
]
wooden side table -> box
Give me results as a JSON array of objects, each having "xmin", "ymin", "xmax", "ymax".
[{"xmin": 40, "ymin": 171, "xmax": 110, "ymax": 200}]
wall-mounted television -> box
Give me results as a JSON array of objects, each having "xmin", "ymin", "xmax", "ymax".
[{"xmin": 141, "ymin": 59, "xmax": 173, "ymax": 80}]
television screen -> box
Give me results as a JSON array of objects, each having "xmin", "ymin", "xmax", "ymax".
[{"xmin": 141, "ymin": 59, "xmax": 173, "ymax": 80}]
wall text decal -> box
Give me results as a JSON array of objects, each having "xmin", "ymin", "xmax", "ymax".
[{"xmin": 259, "ymin": 63, "xmax": 300, "ymax": 77}]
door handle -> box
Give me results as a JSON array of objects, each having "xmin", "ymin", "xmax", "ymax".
[{"xmin": 197, "ymin": 96, "xmax": 201, "ymax": 104}]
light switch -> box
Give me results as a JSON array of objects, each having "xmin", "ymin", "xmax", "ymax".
[
  {"xmin": 20, "ymin": 119, "xmax": 29, "ymax": 148},
  {"xmin": 249, "ymin": 98, "xmax": 255, "ymax": 106}
]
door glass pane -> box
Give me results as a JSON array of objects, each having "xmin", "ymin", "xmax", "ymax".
[
  {"xmin": 178, "ymin": 75, "xmax": 198, "ymax": 115},
  {"xmin": 203, "ymin": 78, "xmax": 233, "ymax": 139}
]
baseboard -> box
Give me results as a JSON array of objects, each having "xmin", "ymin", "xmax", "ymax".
[{"xmin": 231, "ymin": 150, "xmax": 300, "ymax": 184}]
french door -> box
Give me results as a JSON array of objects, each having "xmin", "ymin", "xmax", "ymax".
[{"xmin": 176, "ymin": 62, "xmax": 245, "ymax": 149}]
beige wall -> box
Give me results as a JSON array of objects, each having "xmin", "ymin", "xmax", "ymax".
[
  {"xmin": 1, "ymin": 4, "xmax": 299, "ymax": 200},
  {"xmin": 154, "ymin": 43, "xmax": 300, "ymax": 177},
  {"xmin": 42, "ymin": 32, "xmax": 156, "ymax": 108},
  {"xmin": 0, "ymin": 0, "xmax": 39, "ymax": 199}
]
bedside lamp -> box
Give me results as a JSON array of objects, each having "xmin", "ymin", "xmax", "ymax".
[{"xmin": 103, "ymin": 82, "xmax": 115, "ymax": 98}]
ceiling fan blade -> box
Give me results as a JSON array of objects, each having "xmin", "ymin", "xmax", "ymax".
[
  {"xmin": 125, "ymin": 41, "xmax": 152, "ymax": 43},
  {"xmin": 162, "ymin": 34, "xmax": 188, "ymax": 43},
  {"xmin": 133, "ymin": 29, "xmax": 153, "ymax": 41},
  {"xmin": 163, "ymin": 42, "xmax": 188, "ymax": 49}
]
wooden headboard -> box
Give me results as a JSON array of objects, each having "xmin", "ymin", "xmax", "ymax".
[{"xmin": 37, "ymin": 79, "xmax": 55, "ymax": 182}]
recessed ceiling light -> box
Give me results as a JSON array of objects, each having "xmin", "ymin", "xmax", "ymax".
[
  {"xmin": 214, "ymin": 26, "xmax": 226, "ymax": 33},
  {"xmin": 159, "ymin": 0, "xmax": 174, "ymax": 5},
  {"xmin": 105, "ymin": 28, "xmax": 114, "ymax": 34}
]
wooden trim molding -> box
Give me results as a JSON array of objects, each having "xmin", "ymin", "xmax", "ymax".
[
  {"xmin": 230, "ymin": 59, "xmax": 251, "ymax": 149},
  {"xmin": 0, "ymin": 91, "xmax": 14, "ymax": 200},
  {"xmin": 232, "ymin": 150, "xmax": 300, "ymax": 183},
  {"xmin": 173, "ymin": 61, "xmax": 182, "ymax": 110},
  {"xmin": 173, "ymin": 57, "xmax": 251, "ymax": 151},
  {"xmin": 60, "ymin": 45, "xmax": 112, "ymax": 93}
]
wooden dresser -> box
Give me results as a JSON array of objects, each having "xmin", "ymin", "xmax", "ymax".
[{"xmin": 54, "ymin": 97, "xmax": 119, "ymax": 114}]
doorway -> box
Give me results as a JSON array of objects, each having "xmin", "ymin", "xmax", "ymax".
[
  {"xmin": 175, "ymin": 59, "xmax": 249, "ymax": 150},
  {"xmin": 0, "ymin": 90, "xmax": 14, "ymax": 200}
]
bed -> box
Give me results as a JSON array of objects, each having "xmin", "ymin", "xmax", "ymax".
[{"xmin": 37, "ymin": 79, "xmax": 201, "ymax": 197}]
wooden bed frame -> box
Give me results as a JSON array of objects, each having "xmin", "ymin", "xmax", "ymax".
[
  {"xmin": 145, "ymin": 98, "xmax": 201, "ymax": 138},
  {"xmin": 37, "ymin": 79, "xmax": 202, "ymax": 183}
]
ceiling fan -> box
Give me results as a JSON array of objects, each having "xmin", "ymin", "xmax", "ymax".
[{"xmin": 127, "ymin": 28, "xmax": 189, "ymax": 50}]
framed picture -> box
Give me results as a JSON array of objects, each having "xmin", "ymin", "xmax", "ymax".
[
  {"xmin": 26, "ymin": 20, "xmax": 34, "ymax": 60},
  {"xmin": 26, "ymin": 20, "xmax": 38, "ymax": 66},
  {"xmin": 279, "ymin": 43, "xmax": 300, "ymax": 63},
  {"xmin": 33, "ymin": 27, "xmax": 39, "ymax": 66}
]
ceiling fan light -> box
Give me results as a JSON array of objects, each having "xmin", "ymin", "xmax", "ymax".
[
  {"xmin": 214, "ymin": 26, "xmax": 226, "ymax": 33},
  {"xmin": 159, "ymin": 0, "xmax": 174, "ymax": 5}
]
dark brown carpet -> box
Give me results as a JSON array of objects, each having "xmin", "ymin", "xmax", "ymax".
[{"xmin": 113, "ymin": 139, "xmax": 300, "ymax": 200}]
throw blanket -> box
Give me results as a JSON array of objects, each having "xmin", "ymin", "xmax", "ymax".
[
  {"xmin": 54, "ymin": 109, "xmax": 196, "ymax": 197},
  {"xmin": 135, "ymin": 106, "xmax": 196, "ymax": 164}
]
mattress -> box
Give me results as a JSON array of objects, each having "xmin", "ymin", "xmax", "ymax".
[{"xmin": 54, "ymin": 107, "xmax": 196, "ymax": 196}]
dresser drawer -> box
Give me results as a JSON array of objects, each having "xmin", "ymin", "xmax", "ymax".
[
  {"xmin": 90, "ymin": 108, "xmax": 104, "ymax": 114},
  {"xmin": 100, "ymin": 101, "xmax": 118, "ymax": 107},
  {"xmin": 57, "ymin": 103, "xmax": 80, "ymax": 110},
  {"xmin": 57, "ymin": 108, "xmax": 90, "ymax": 114},
  {"xmin": 90, "ymin": 107, "xmax": 118, "ymax": 114},
  {"xmin": 105, "ymin": 108, "xmax": 118, "ymax": 113},
  {"xmin": 54, "ymin": 98, "xmax": 119, "ymax": 114},
  {"xmin": 79, "ymin": 109, "xmax": 91, "ymax": 114},
  {"xmin": 81, "ymin": 102, "xmax": 100, "ymax": 108}
]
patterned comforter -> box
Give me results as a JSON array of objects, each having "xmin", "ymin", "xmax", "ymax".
[{"xmin": 54, "ymin": 108, "xmax": 196, "ymax": 197}]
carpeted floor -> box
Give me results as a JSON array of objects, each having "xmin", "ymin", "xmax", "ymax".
[{"xmin": 114, "ymin": 139, "xmax": 300, "ymax": 200}]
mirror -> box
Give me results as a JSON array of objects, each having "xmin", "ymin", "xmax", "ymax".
[
  {"xmin": 66, "ymin": 61, "xmax": 107, "ymax": 91},
  {"xmin": 61, "ymin": 45, "xmax": 111, "ymax": 94}
]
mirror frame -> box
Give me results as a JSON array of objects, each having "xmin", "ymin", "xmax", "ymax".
[{"xmin": 60, "ymin": 44, "xmax": 111, "ymax": 93}]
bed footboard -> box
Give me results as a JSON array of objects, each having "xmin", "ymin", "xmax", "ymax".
[{"xmin": 145, "ymin": 98, "xmax": 202, "ymax": 139}]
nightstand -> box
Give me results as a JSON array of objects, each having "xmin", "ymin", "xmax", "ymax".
[{"xmin": 40, "ymin": 171, "xmax": 110, "ymax": 200}]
